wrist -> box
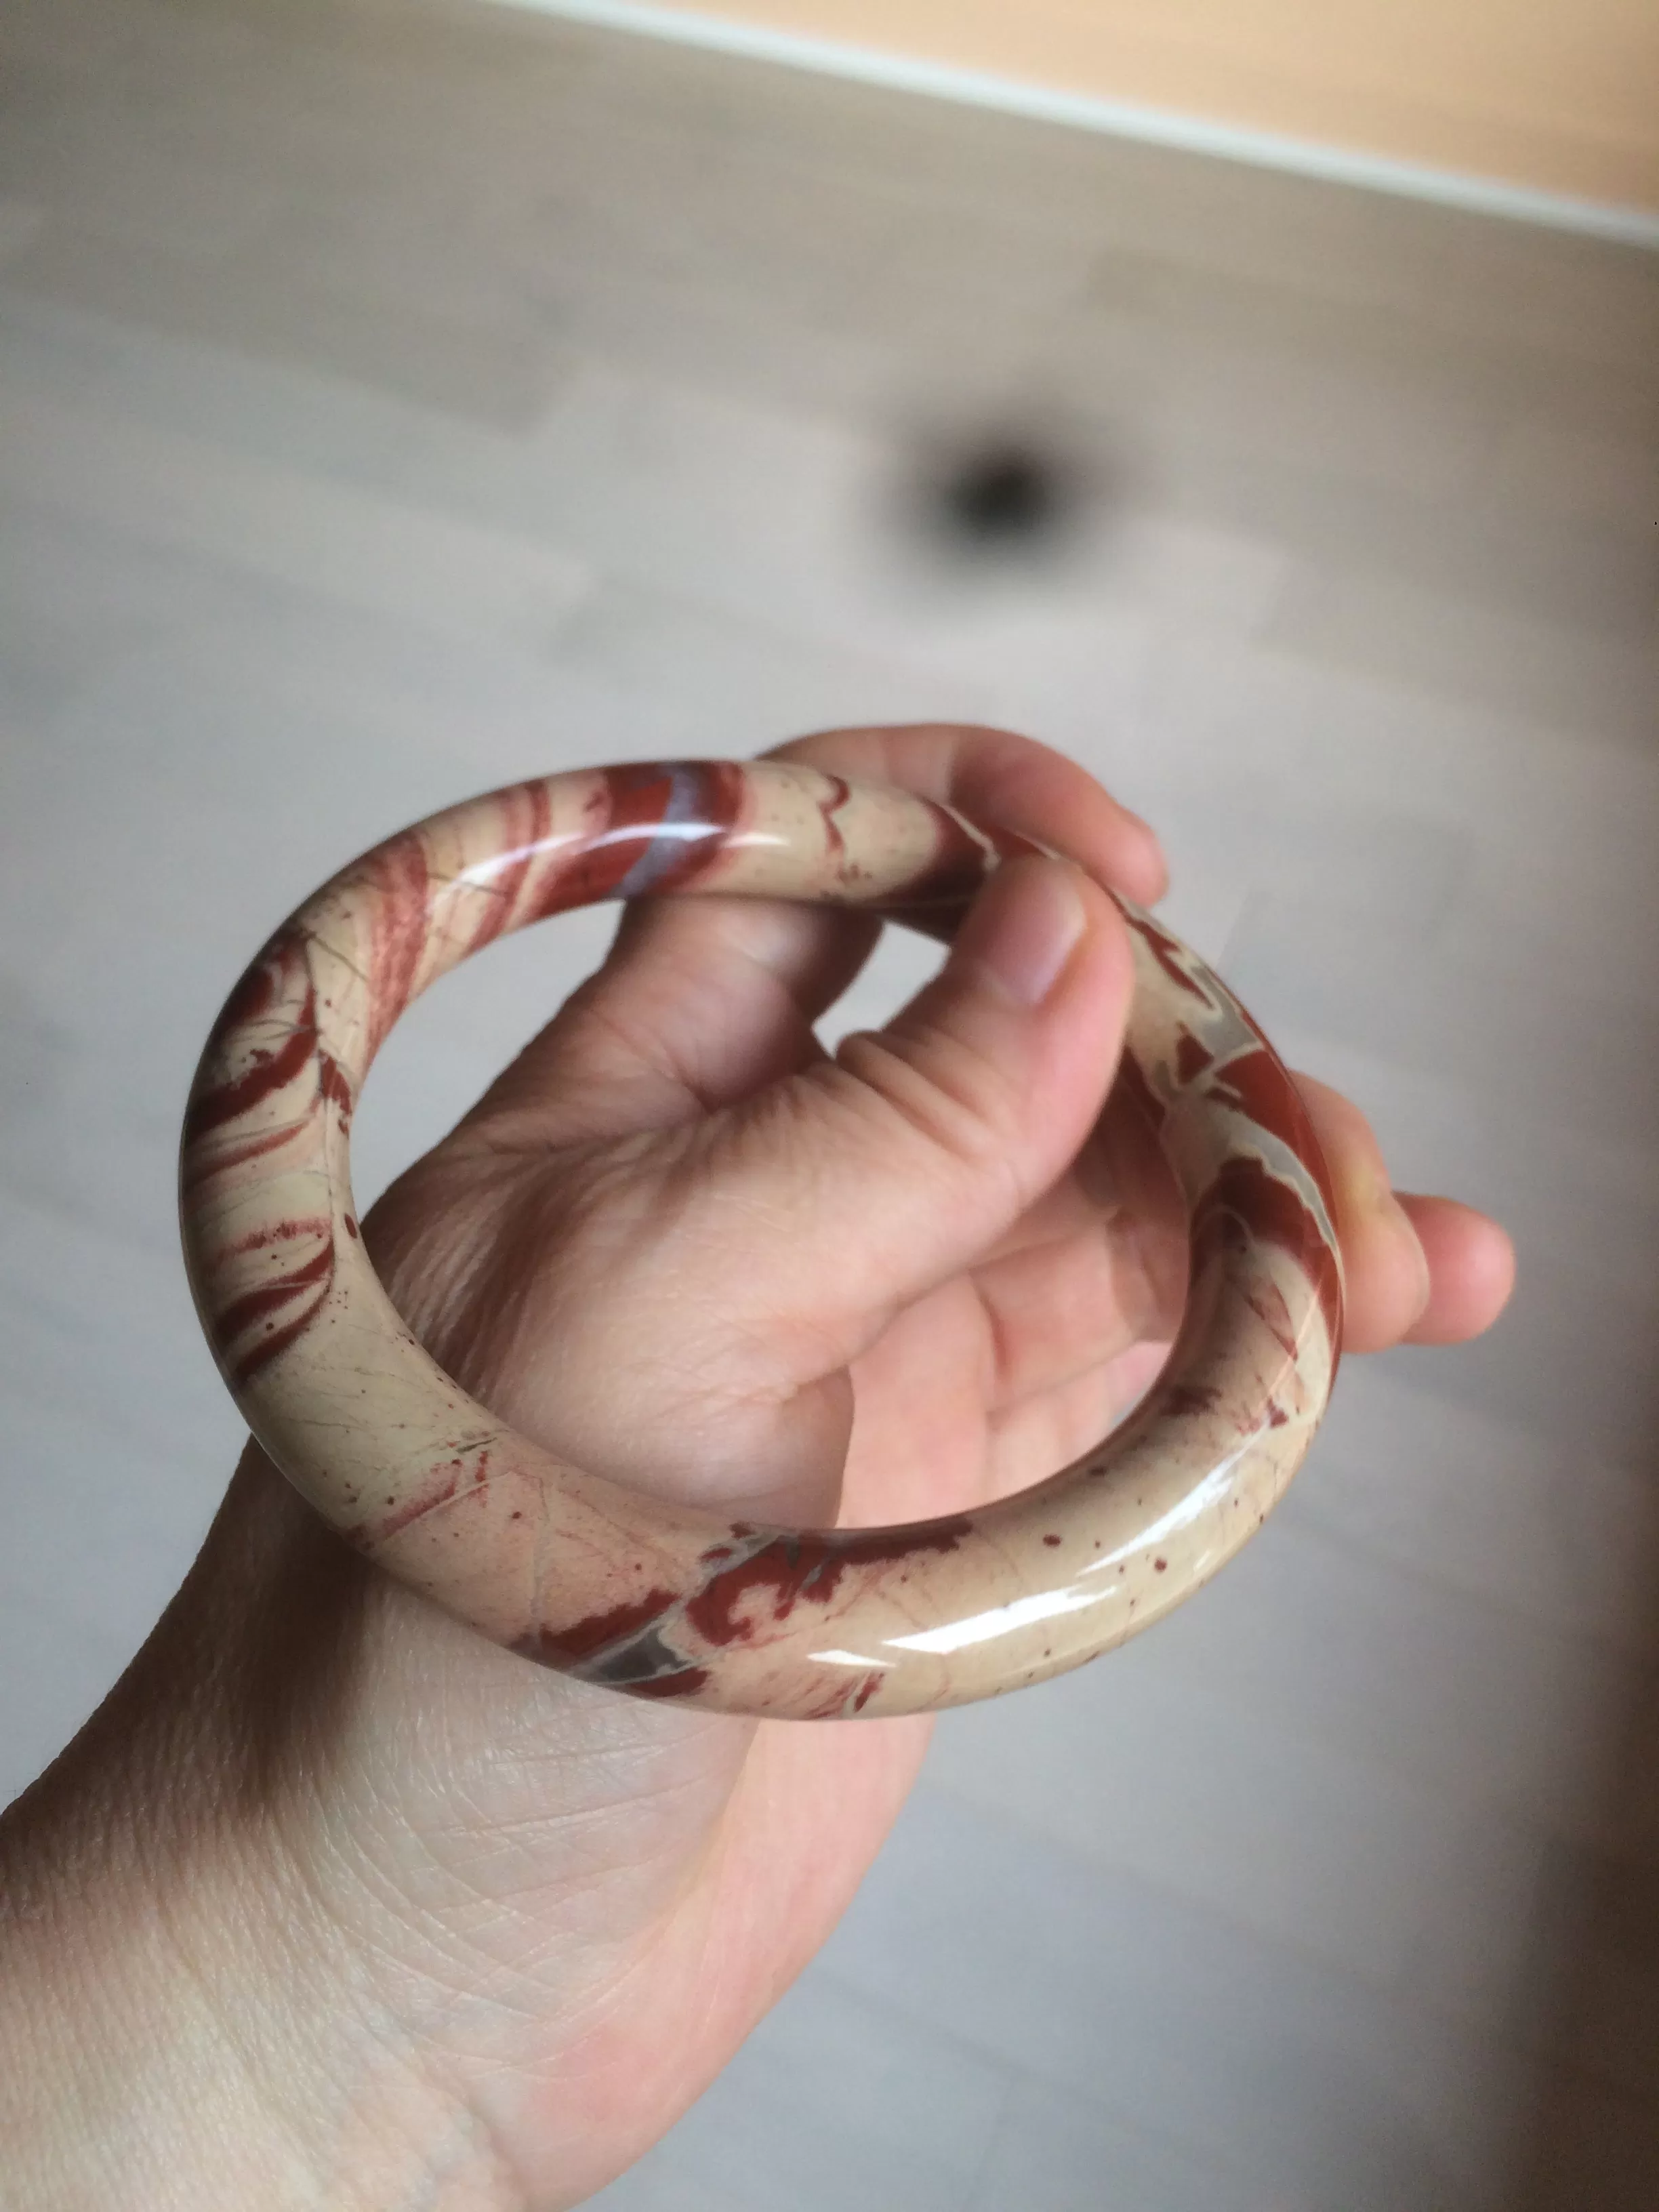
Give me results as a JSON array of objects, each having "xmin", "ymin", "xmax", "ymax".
[
  {"xmin": 0, "ymin": 1464, "xmax": 518, "ymax": 2212},
  {"xmin": 0, "ymin": 1802, "xmax": 314, "ymax": 2207}
]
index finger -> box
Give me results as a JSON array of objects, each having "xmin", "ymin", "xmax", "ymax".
[{"xmin": 766, "ymin": 724, "xmax": 1169, "ymax": 907}]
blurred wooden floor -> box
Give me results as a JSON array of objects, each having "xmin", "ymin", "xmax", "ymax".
[{"xmin": 2, "ymin": 1, "xmax": 1658, "ymax": 2204}]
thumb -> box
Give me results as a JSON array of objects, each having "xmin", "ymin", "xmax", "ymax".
[{"xmin": 678, "ymin": 856, "xmax": 1134, "ymax": 1376}]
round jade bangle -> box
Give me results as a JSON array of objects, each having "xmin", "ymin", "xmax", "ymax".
[{"xmin": 180, "ymin": 760, "xmax": 1343, "ymax": 1718}]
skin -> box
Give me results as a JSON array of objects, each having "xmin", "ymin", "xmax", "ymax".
[{"xmin": 0, "ymin": 727, "xmax": 1514, "ymax": 2211}]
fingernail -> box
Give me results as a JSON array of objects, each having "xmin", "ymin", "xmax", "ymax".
[
  {"xmin": 960, "ymin": 859, "xmax": 1088, "ymax": 1008},
  {"xmin": 1380, "ymin": 1189, "xmax": 1432, "ymax": 1316},
  {"xmin": 1115, "ymin": 809, "xmax": 1168, "ymax": 902}
]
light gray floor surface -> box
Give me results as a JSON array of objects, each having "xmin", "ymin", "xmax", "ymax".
[{"xmin": 3, "ymin": 2, "xmax": 1658, "ymax": 2205}]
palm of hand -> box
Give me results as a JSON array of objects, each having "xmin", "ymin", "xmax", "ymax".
[{"xmin": 328, "ymin": 943, "xmax": 1168, "ymax": 2200}]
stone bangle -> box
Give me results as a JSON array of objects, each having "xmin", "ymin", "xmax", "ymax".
[{"xmin": 180, "ymin": 760, "xmax": 1343, "ymax": 1718}]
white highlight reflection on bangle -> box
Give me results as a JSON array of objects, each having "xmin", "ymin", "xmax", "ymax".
[{"xmin": 885, "ymin": 1585, "xmax": 1107, "ymax": 1658}]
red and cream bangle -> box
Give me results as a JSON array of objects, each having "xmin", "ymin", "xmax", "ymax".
[{"xmin": 180, "ymin": 760, "xmax": 1343, "ymax": 1719}]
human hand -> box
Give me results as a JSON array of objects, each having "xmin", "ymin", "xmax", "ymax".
[{"xmin": 0, "ymin": 725, "xmax": 1514, "ymax": 2211}]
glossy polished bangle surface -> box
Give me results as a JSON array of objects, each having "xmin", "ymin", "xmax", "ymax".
[{"xmin": 180, "ymin": 760, "xmax": 1343, "ymax": 1717}]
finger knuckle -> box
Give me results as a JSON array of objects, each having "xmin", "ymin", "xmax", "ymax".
[{"xmin": 833, "ymin": 1028, "xmax": 1030, "ymax": 1211}]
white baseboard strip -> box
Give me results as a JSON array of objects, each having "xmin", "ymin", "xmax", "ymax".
[{"xmin": 480, "ymin": 0, "xmax": 1659, "ymax": 249}]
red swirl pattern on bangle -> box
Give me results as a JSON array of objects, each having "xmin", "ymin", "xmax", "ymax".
[{"xmin": 180, "ymin": 760, "xmax": 1343, "ymax": 1718}]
